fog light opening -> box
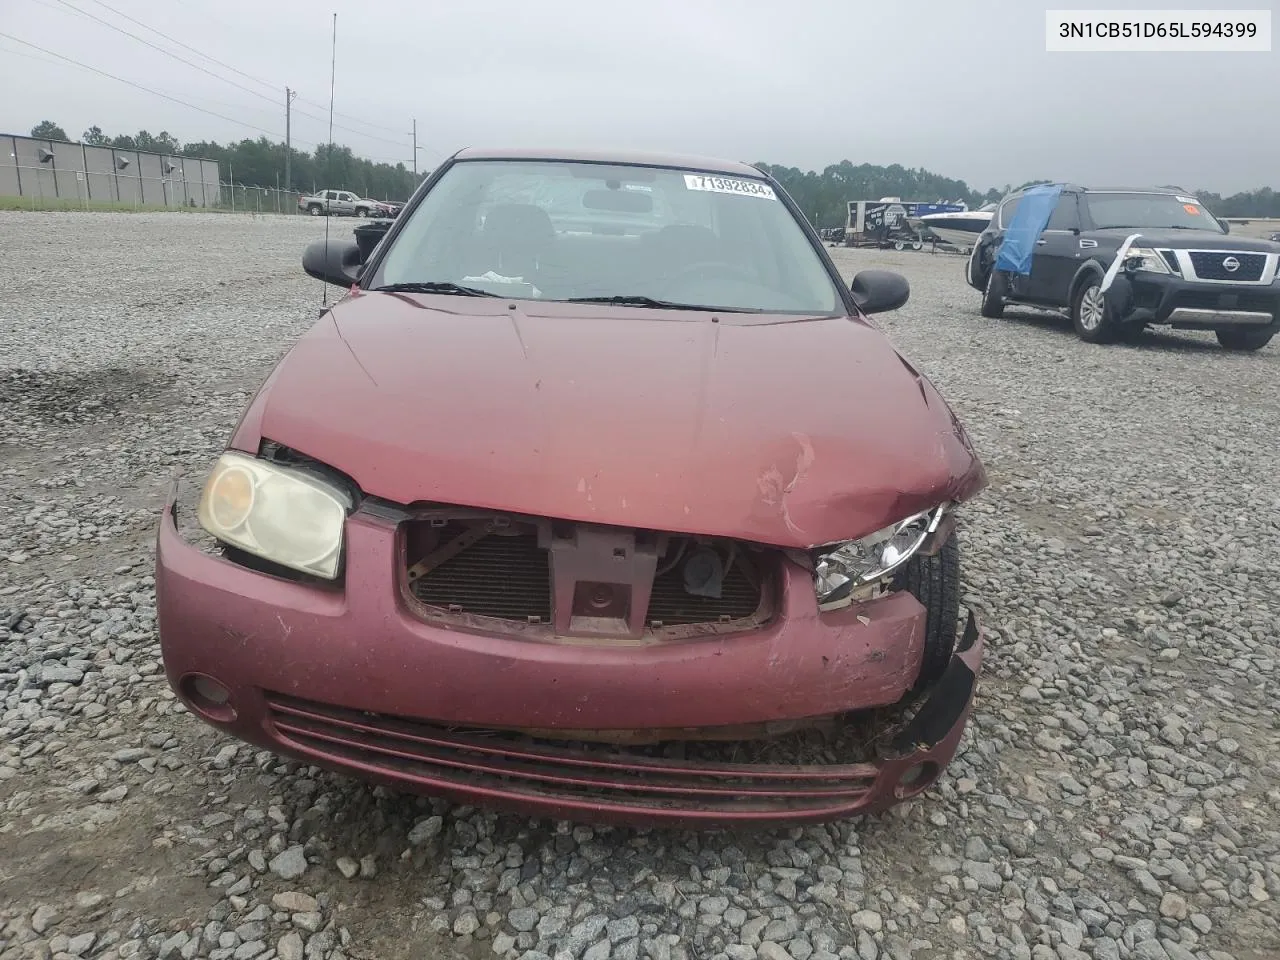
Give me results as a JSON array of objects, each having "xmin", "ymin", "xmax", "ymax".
[
  {"xmin": 180, "ymin": 673, "xmax": 237, "ymax": 723},
  {"xmin": 894, "ymin": 760, "xmax": 940, "ymax": 799}
]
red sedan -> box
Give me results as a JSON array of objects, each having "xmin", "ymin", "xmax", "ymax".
[{"xmin": 156, "ymin": 147, "xmax": 987, "ymax": 827}]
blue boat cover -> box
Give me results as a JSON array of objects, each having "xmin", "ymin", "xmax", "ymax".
[{"xmin": 994, "ymin": 184, "xmax": 1064, "ymax": 275}]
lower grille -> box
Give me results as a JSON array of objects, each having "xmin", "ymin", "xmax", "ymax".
[
  {"xmin": 1173, "ymin": 290, "xmax": 1277, "ymax": 313},
  {"xmin": 264, "ymin": 692, "xmax": 881, "ymax": 816},
  {"xmin": 1187, "ymin": 251, "xmax": 1267, "ymax": 282}
]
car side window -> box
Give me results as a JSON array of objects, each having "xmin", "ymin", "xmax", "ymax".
[
  {"xmin": 999, "ymin": 197, "xmax": 1021, "ymax": 228},
  {"xmin": 1046, "ymin": 194, "xmax": 1081, "ymax": 231}
]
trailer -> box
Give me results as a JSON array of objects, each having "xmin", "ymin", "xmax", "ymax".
[{"xmin": 844, "ymin": 199, "xmax": 968, "ymax": 249}]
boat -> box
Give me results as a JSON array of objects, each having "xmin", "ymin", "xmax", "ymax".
[{"xmin": 917, "ymin": 203, "xmax": 996, "ymax": 253}]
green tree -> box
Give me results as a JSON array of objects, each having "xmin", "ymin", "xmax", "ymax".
[
  {"xmin": 82, "ymin": 125, "xmax": 109, "ymax": 145},
  {"xmin": 30, "ymin": 120, "xmax": 69, "ymax": 141}
]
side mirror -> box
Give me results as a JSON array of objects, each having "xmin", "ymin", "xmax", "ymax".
[
  {"xmin": 850, "ymin": 269, "xmax": 910, "ymax": 315},
  {"xmin": 303, "ymin": 238, "xmax": 363, "ymax": 288}
]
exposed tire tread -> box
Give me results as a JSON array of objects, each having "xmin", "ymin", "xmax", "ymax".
[
  {"xmin": 895, "ymin": 534, "xmax": 961, "ymax": 690},
  {"xmin": 981, "ymin": 270, "xmax": 1005, "ymax": 318}
]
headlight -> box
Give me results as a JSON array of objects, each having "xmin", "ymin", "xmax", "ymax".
[
  {"xmin": 197, "ymin": 451, "xmax": 352, "ymax": 579},
  {"xmin": 1122, "ymin": 246, "xmax": 1173, "ymax": 275},
  {"xmin": 813, "ymin": 506, "xmax": 944, "ymax": 610}
]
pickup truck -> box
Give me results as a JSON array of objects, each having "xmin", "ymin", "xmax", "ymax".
[{"xmin": 297, "ymin": 190, "xmax": 395, "ymax": 218}]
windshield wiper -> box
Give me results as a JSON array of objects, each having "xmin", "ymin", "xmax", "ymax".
[
  {"xmin": 371, "ymin": 281, "xmax": 499, "ymax": 297},
  {"xmin": 564, "ymin": 295, "xmax": 754, "ymax": 312}
]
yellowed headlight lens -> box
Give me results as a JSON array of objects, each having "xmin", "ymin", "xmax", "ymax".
[
  {"xmin": 206, "ymin": 465, "xmax": 255, "ymax": 532},
  {"xmin": 196, "ymin": 451, "xmax": 351, "ymax": 579}
]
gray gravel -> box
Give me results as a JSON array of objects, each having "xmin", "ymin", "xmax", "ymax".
[{"xmin": 1, "ymin": 211, "xmax": 1277, "ymax": 960}]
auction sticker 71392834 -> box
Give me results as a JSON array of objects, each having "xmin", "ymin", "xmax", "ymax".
[{"xmin": 683, "ymin": 174, "xmax": 776, "ymax": 199}]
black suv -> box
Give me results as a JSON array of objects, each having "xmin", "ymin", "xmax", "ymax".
[{"xmin": 965, "ymin": 185, "xmax": 1280, "ymax": 351}]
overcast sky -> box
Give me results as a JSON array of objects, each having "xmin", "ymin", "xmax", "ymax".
[{"xmin": 1, "ymin": 0, "xmax": 1275, "ymax": 194}]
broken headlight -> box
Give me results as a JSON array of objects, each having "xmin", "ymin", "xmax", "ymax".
[
  {"xmin": 812, "ymin": 506, "xmax": 944, "ymax": 611},
  {"xmin": 197, "ymin": 451, "xmax": 352, "ymax": 579},
  {"xmin": 1122, "ymin": 246, "xmax": 1173, "ymax": 275}
]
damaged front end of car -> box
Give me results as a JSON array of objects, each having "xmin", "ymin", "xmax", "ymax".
[
  {"xmin": 159, "ymin": 444, "xmax": 984, "ymax": 826},
  {"xmin": 262, "ymin": 609, "xmax": 982, "ymax": 826}
]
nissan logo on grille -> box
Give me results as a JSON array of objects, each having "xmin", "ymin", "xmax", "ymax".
[{"xmin": 1222, "ymin": 256, "xmax": 1241, "ymax": 273}]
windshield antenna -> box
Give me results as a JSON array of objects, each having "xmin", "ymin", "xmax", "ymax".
[{"xmin": 320, "ymin": 11, "xmax": 337, "ymax": 314}]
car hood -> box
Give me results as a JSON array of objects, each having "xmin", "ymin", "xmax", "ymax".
[
  {"xmin": 240, "ymin": 293, "xmax": 986, "ymax": 548},
  {"xmin": 1091, "ymin": 227, "xmax": 1280, "ymax": 252}
]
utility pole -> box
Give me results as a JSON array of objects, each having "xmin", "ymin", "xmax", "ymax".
[
  {"xmin": 285, "ymin": 86, "xmax": 298, "ymax": 195},
  {"xmin": 411, "ymin": 118, "xmax": 417, "ymax": 178}
]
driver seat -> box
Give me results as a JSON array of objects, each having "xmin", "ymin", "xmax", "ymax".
[
  {"xmin": 646, "ymin": 224, "xmax": 723, "ymax": 278},
  {"xmin": 480, "ymin": 203, "xmax": 555, "ymax": 279}
]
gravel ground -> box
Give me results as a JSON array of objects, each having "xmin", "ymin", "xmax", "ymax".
[{"xmin": 0, "ymin": 211, "xmax": 1277, "ymax": 960}]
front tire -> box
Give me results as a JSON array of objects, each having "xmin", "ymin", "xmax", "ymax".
[
  {"xmin": 981, "ymin": 268, "xmax": 1006, "ymax": 318},
  {"xmin": 1216, "ymin": 327, "xmax": 1274, "ymax": 351},
  {"xmin": 894, "ymin": 534, "xmax": 961, "ymax": 691},
  {"xmin": 1071, "ymin": 275, "xmax": 1118, "ymax": 343},
  {"xmin": 356, "ymin": 207, "xmax": 369, "ymax": 218}
]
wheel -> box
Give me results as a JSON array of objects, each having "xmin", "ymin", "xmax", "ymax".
[
  {"xmin": 980, "ymin": 268, "xmax": 1006, "ymax": 318},
  {"xmin": 1216, "ymin": 327, "xmax": 1274, "ymax": 351},
  {"xmin": 307, "ymin": 204, "xmax": 322, "ymax": 216},
  {"xmin": 1070, "ymin": 275, "xmax": 1118, "ymax": 343},
  {"xmin": 356, "ymin": 207, "xmax": 369, "ymax": 218},
  {"xmin": 893, "ymin": 534, "xmax": 961, "ymax": 691},
  {"xmin": 911, "ymin": 240, "xmax": 923, "ymax": 251},
  {"xmin": 893, "ymin": 240, "xmax": 905, "ymax": 251}
]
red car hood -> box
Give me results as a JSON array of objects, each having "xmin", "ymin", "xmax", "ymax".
[{"xmin": 236, "ymin": 292, "xmax": 985, "ymax": 548}]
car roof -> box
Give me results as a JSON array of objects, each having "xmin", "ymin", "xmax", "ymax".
[
  {"xmin": 451, "ymin": 146, "xmax": 763, "ymax": 178},
  {"xmin": 1005, "ymin": 184, "xmax": 1196, "ymax": 198}
]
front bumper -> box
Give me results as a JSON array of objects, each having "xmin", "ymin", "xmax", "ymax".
[
  {"xmin": 156, "ymin": 487, "xmax": 983, "ymax": 827},
  {"xmin": 1109, "ymin": 272, "xmax": 1280, "ymax": 331}
]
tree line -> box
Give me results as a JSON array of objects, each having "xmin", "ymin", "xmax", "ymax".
[
  {"xmin": 755, "ymin": 162, "xmax": 1280, "ymax": 223},
  {"xmin": 25, "ymin": 121, "xmax": 1280, "ymax": 217}
]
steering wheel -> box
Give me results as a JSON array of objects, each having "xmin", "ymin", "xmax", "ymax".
[{"xmin": 661, "ymin": 260, "xmax": 756, "ymax": 290}]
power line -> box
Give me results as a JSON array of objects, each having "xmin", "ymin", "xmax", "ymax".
[
  {"xmin": 0, "ymin": 31, "xmax": 299, "ymax": 143},
  {"xmin": 0, "ymin": 33, "xmax": 427, "ymax": 172},
  {"xmin": 80, "ymin": 0, "xmax": 413, "ymax": 142},
  {"xmin": 81, "ymin": 0, "xmax": 280, "ymax": 93},
  {"xmin": 30, "ymin": 0, "xmax": 416, "ymax": 151},
  {"xmin": 42, "ymin": 0, "xmax": 280, "ymax": 107}
]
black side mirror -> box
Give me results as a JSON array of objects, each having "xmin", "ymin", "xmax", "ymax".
[
  {"xmin": 303, "ymin": 239, "xmax": 363, "ymax": 288},
  {"xmin": 850, "ymin": 269, "xmax": 910, "ymax": 315}
]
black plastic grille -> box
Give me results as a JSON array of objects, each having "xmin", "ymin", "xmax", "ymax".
[
  {"xmin": 409, "ymin": 532, "xmax": 551, "ymax": 621},
  {"xmin": 1172, "ymin": 290, "xmax": 1277, "ymax": 313},
  {"xmin": 1188, "ymin": 251, "xmax": 1267, "ymax": 282}
]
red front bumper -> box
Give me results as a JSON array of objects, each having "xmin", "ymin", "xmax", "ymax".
[{"xmin": 156, "ymin": 489, "xmax": 984, "ymax": 827}]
